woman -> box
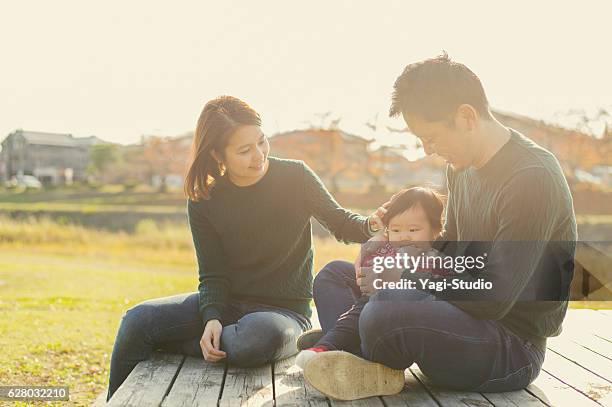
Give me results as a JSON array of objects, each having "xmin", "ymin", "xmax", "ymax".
[{"xmin": 107, "ymin": 95, "xmax": 381, "ymax": 400}]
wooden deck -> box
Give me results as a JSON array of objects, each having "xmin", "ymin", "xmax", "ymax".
[{"xmin": 104, "ymin": 309, "xmax": 612, "ymax": 407}]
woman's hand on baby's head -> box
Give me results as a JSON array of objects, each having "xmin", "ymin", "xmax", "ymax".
[
  {"xmin": 367, "ymin": 192, "xmax": 402, "ymax": 233},
  {"xmin": 368, "ymin": 206, "xmax": 387, "ymax": 233}
]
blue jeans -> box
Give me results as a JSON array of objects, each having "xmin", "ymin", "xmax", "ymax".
[
  {"xmin": 313, "ymin": 261, "xmax": 545, "ymax": 392},
  {"xmin": 107, "ymin": 292, "xmax": 311, "ymax": 400}
]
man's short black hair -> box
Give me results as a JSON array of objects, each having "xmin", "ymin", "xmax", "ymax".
[{"xmin": 389, "ymin": 52, "xmax": 491, "ymax": 121}]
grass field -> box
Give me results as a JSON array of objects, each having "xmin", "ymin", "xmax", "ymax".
[{"xmin": 0, "ymin": 216, "xmax": 359, "ymax": 406}]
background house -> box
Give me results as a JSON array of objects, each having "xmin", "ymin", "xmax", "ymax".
[
  {"xmin": 0, "ymin": 130, "xmax": 105, "ymax": 185},
  {"xmin": 270, "ymin": 129, "xmax": 447, "ymax": 193}
]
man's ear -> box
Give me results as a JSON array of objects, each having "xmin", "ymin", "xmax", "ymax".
[{"xmin": 454, "ymin": 104, "xmax": 478, "ymax": 131}]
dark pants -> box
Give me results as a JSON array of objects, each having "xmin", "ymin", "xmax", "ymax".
[
  {"xmin": 107, "ymin": 292, "xmax": 311, "ymax": 400},
  {"xmin": 312, "ymin": 261, "xmax": 545, "ymax": 392}
]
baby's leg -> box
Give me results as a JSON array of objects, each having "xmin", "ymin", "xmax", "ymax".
[{"xmin": 315, "ymin": 295, "xmax": 370, "ymax": 355}]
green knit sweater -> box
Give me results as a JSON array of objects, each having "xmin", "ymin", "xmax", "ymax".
[
  {"xmin": 188, "ymin": 157, "xmax": 372, "ymax": 326},
  {"xmin": 437, "ymin": 129, "xmax": 577, "ymax": 349}
]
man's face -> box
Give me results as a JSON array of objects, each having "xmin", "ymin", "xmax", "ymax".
[{"xmin": 402, "ymin": 111, "xmax": 477, "ymax": 171}]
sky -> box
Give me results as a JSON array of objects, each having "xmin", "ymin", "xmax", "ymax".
[{"xmin": 1, "ymin": 0, "xmax": 610, "ymax": 150}]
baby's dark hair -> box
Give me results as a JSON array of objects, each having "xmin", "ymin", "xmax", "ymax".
[{"xmin": 382, "ymin": 187, "xmax": 445, "ymax": 232}]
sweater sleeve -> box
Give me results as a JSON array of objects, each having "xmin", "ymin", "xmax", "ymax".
[
  {"xmin": 440, "ymin": 164, "xmax": 458, "ymax": 241},
  {"xmin": 301, "ymin": 161, "xmax": 372, "ymax": 244},
  {"xmin": 187, "ymin": 200, "xmax": 231, "ymax": 326},
  {"xmin": 436, "ymin": 168, "xmax": 560, "ymax": 320}
]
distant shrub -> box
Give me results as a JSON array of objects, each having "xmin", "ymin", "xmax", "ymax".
[{"xmin": 123, "ymin": 180, "xmax": 139, "ymax": 191}]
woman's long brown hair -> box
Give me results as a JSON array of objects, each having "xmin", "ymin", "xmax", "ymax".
[{"xmin": 184, "ymin": 96, "xmax": 261, "ymax": 201}]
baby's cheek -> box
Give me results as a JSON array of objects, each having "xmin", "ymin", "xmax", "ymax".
[{"xmin": 417, "ymin": 234, "xmax": 434, "ymax": 244}]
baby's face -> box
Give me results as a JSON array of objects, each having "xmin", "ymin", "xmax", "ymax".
[{"xmin": 386, "ymin": 204, "xmax": 438, "ymax": 245}]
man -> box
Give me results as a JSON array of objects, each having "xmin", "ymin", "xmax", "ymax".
[{"xmin": 301, "ymin": 53, "xmax": 577, "ymax": 400}]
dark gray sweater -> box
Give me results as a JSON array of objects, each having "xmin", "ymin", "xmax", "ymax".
[
  {"xmin": 188, "ymin": 157, "xmax": 372, "ymax": 326},
  {"xmin": 436, "ymin": 129, "xmax": 577, "ymax": 349}
]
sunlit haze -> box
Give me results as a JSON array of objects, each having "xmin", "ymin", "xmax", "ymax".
[{"xmin": 1, "ymin": 0, "xmax": 610, "ymax": 149}]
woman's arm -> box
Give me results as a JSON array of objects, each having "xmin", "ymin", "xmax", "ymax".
[
  {"xmin": 187, "ymin": 200, "xmax": 231, "ymax": 326},
  {"xmin": 301, "ymin": 161, "xmax": 374, "ymax": 244}
]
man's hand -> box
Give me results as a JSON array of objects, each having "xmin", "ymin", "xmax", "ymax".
[
  {"xmin": 357, "ymin": 264, "xmax": 404, "ymax": 295},
  {"xmin": 357, "ymin": 265, "xmax": 378, "ymax": 295},
  {"xmin": 200, "ymin": 319, "xmax": 227, "ymax": 362},
  {"xmin": 354, "ymin": 231, "xmax": 388, "ymax": 287}
]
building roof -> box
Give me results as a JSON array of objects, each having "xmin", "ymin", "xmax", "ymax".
[
  {"xmin": 271, "ymin": 128, "xmax": 373, "ymax": 144},
  {"xmin": 4, "ymin": 130, "xmax": 105, "ymax": 147}
]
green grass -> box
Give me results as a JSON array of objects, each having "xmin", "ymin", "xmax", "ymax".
[
  {"xmin": 0, "ymin": 185, "xmax": 184, "ymax": 207},
  {"xmin": 0, "ymin": 202, "xmax": 185, "ymax": 214},
  {"xmin": 0, "ymin": 216, "xmax": 359, "ymax": 406}
]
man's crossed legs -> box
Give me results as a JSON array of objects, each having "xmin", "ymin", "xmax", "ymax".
[{"xmin": 309, "ymin": 261, "xmax": 545, "ymax": 398}]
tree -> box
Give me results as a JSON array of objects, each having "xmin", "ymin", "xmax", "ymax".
[
  {"xmin": 87, "ymin": 144, "xmax": 121, "ymax": 183},
  {"xmin": 138, "ymin": 136, "xmax": 190, "ymax": 192}
]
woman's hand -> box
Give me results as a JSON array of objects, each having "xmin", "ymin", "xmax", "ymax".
[
  {"xmin": 368, "ymin": 194, "xmax": 398, "ymax": 233},
  {"xmin": 367, "ymin": 206, "xmax": 387, "ymax": 232},
  {"xmin": 200, "ymin": 319, "xmax": 227, "ymax": 362}
]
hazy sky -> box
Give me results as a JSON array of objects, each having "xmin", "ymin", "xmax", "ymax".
[{"xmin": 1, "ymin": 1, "xmax": 610, "ymax": 147}]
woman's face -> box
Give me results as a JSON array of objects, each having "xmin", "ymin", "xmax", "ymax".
[
  {"xmin": 221, "ymin": 125, "xmax": 270, "ymax": 185},
  {"xmin": 386, "ymin": 203, "xmax": 438, "ymax": 246}
]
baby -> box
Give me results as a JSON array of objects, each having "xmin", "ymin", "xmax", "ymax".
[{"xmin": 297, "ymin": 186, "xmax": 448, "ymax": 368}]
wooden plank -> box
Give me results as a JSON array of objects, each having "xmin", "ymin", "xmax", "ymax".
[
  {"xmin": 219, "ymin": 364, "xmax": 274, "ymax": 407},
  {"xmin": 162, "ymin": 357, "xmax": 226, "ymax": 407},
  {"xmin": 547, "ymin": 337, "xmax": 612, "ymax": 383},
  {"xmin": 479, "ymin": 389, "xmax": 545, "ymax": 406},
  {"xmin": 382, "ymin": 365, "xmax": 439, "ymax": 407},
  {"xmin": 107, "ymin": 353, "xmax": 185, "ymax": 407},
  {"xmin": 526, "ymin": 369, "xmax": 601, "ymax": 407},
  {"xmin": 560, "ymin": 328, "xmax": 612, "ymax": 361},
  {"xmin": 597, "ymin": 309, "xmax": 612, "ymax": 319},
  {"xmin": 92, "ymin": 390, "xmax": 108, "ymax": 406},
  {"xmin": 328, "ymin": 397, "xmax": 385, "ymax": 407},
  {"xmin": 563, "ymin": 309, "xmax": 612, "ymax": 339},
  {"xmin": 273, "ymin": 356, "xmax": 329, "ymax": 406},
  {"xmin": 410, "ymin": 366, "xmax": 493, "ymax": 407},
  {"xmin": 541, "ymin": 347, "xmax": 612, "ymax": 405}
]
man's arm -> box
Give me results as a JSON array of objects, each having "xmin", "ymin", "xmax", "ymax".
[
  {"xmin": 434, "ymin": 165, "xmax": 458, "ymax": 256},
  {"xmin": 435, "ymin": 168, "xmax": 560, "ymax": 320}
]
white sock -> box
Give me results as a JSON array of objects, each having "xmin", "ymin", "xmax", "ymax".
[{"xmin": 296, "ymin": 350, "xmax": 319, "ymax": 370}]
